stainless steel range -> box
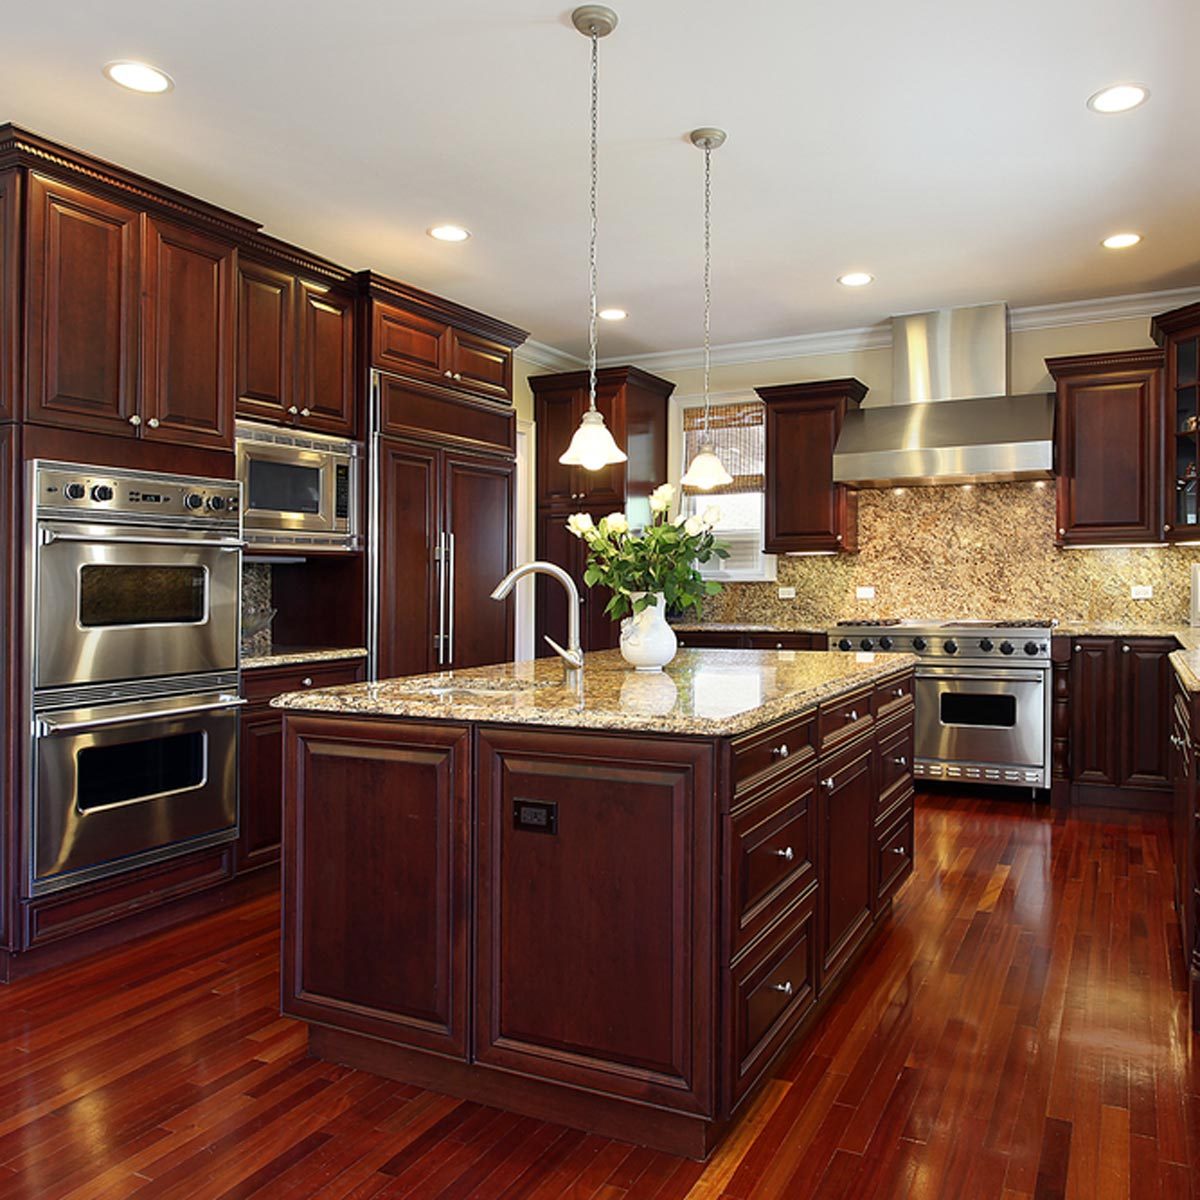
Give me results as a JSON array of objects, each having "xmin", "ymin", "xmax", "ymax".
[
  {"xmin": 830, "ymin": 619, "xmax": 1053, "ymax": 790},
  {"xmin": 25, "ymin": 462, "xmax": 244, "ymax": 896}
]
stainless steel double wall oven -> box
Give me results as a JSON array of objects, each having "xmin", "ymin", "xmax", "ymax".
[{"xmin": 26, "ymin": 463, "xmax": 244, "ymax": 895}]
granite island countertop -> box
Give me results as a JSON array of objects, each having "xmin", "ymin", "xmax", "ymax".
[{"xmin": 272, "ymin": 647, "xmax": 917, "ymax": 737}]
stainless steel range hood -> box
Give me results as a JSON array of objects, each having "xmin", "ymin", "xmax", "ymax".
[{"xmin": 832, "ymin": 303, "xmax": 1055, "ymax": 487}]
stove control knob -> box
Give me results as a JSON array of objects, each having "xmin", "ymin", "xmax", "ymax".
[
  {"xmin": 1024, "ymin": 641, "xmax": 1040, "ymax": 656},
  {"xmin": 90, "ymin": 484, "xmax": 114, "ymax": 502},
  {"xmin": 912, "ymin": 636, "xmax": 927, "ymax": 651},
  {"xmin": 860, "ymin": 638, "xmax": 874, "ymax": 651},
  {"xmin": 64, "ymin": 482, "xmax": 86, "ymax": 501},
  {"xmin": 183, "ymin": 493, "xmax": 204, "ymax": 511},
  {"xmin": 943, "ymin": 639, "xmax": 959, "ymax": 655},
  {"xmin": 206, "ymin": 495, "xmax": 227, "ymax": 512},
  {"xmin": 979, "ymin": 638, "xmax": 994, "ymax": 652},
  {"xmin": 879, "ymin": 636, "xmax": 894, "ymax": 650},
  {"xmin": 999, "ymin": 641, "xmax": 1015, "ymax": 655},
  {"xmin": 837, "ymin": 638, "xmax": 852, "ymax": 651}
]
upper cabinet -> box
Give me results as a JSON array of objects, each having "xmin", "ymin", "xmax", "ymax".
[
  {"xmin": 296, "ymin": 282, "xmax": 356, "ymax": 436},
  {"xmin": 1047, "ymin": 349, "xmax": 1164, "ymax": 547},
  {"xmin": 1152, "ymin": 302, "xmax": 1200, "ymax": 543},
  {"xmin": 236, "ymin": 260, "xmax": 294, "ymax": 425},
  {"xmin": 756, "ymin": 378, "xmax": 866, "ymax": 554},
  {"xmin": 0, "ymin": 171, "xmax": 18, "ymax": 423}
]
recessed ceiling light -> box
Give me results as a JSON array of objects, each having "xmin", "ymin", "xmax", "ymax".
[
  {"xmin": 837, "ymin": 272, "xmax": 874, "ymax": 288},
  {"xmin": 428, "ymin": 224, "xmax": 470, "ymax": 242},
  {"xmin": 598, "ymin": 308, "xmax": 627, "ymax": 321},
  {"xmin": 103, "ymin": 60, "xmax": 174, "ymax": 94},
  {"xmin": 1102, "ymin": 232, "xmax": 1142, "ymax": 249},
  {"xmin": 1087, "ymin": 83, "xmax": 1149, "ymax": 114}
]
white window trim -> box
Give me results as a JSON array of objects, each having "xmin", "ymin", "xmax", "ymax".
[{"xmin": 667, "ymin": 390, "xmax": 777, "ymax": 583}]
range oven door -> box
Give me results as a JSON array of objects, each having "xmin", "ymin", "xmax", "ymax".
[
  {"xmin": 34, "ymin": 522, "xmax": 241, "ymax": 690},
  {"xmin": 31, "ymin": 691, "xmax": 243, "ymax": 895},
  {"xmin": 236, "ymin": 439, "xmax": 354, "ymax": 543},
  {"xmin": 914, "ymin": 666, "xmax": 1047, "ymax": 771}
]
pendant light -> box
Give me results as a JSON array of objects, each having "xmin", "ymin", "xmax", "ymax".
[
  {"xmin": 680, "ymin": 128, "xmax": 734, "ymax": 491},
  {"xmin": 559, "ymin": 5, "xmax": 628, "ymax": 473}
]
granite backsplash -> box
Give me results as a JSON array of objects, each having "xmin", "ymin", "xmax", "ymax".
[
  {"xmin": 241, "ymin": 562, "xmax": 274, "ymax": 658},
  {"xmin": 703, "ymin": 481, "xmax": 1200, "ymax": 626}
]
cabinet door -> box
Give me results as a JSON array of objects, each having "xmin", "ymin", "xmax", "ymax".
[
  {"xmin": 475, "ymin": 728, "xmax": 715, "ymax": 1115},
  {"xmin": 236, "ymin": 260, "xmax": 294, "ymax": 424},
  {"xmin": 534, "ymin": 506, "xmax": 617, "ymax": 656},
  {"xmin": 443, "ymin": 452, "xmax": 514, "ymax": 670},
  {"xmin": 282, "ymin": 716, "xmax": 471, "ymax": 1058},
  {"xmin": 141, "ymin": 216, "xmax": 236, "ymax": 449},
  {"xmin": 574, "ymin": 378, "xmax": 627, "ymax": 508},
  {"xmin": 0, "ymin": 171, "xmax": 18, "ymax": 423},
  {"xmin": 1069, "ymin": 637, "xmax": 1120, "ymax": 786},
  {"xmin": 371, "ymin": 301, "xmax": 449, "ymax": 384},
  {"xmin": 764, "ymin": 397, "xmax": 848, "ymax": 553},
  {"xmin": 818, "ymin": 738, "xmax": 874, "ymax": 989},
  {"xmin": 0, "ymin": 428, "xmax": 13, "ymax": 949},
  {"xmin": 1120, "ymin": 638, "xmax": 1176, "ymax": 790},
  {"xmin": 534, "ymin": 386, "xmax": 582, "ymax": 506},
  {"xmin": 1052, "ymin": 355, "xmax": 1163, "ymax": 546},
  {"xmin": 297, "ymin": 283, "xmax": 356, "ymax": 436},
  {"xmin": 236, "ymin": 706, "xmax": 284, "ymax": 873},
  {"xmin": 26, "ymin": 174, "xmax": 140, "ymax": 435},
  {"xmin": 377, "ymin": 439, "xmax": 440, "ymax": 679},
  {"xmin": 448, "ymin": 328, "xmax": 512, "ymax": 401}
]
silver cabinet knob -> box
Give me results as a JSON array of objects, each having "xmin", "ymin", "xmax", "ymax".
[
  {"xmin": 147, "ymin": 417, "xmax": 160, "ymax": 428},
  {"xmin": 301, "ymin": 407, "xmax": 311, "ymax": 417},
  {"xmin": 769, "ymin": 981, "xmax": 793, "ymax": 996},
  {"xmin": 822, "ymin": 777, "xmax": 835, "ymax": 791},
  {"xmin": 893, "ymin": 755, "xmax": 907, "ymax": 767},
  {"xmin": 773, "ymin": 846, "xmax": 795, "ymax": 862},
  {"xmin": 1058, "ymin": 528, "xmax": 1065, "ymax": 536},
  {"xmin": 836, "ymin": 534, "xmax": 843, "ymax": 542},
  {"xmin": 771, "ymin": 743, "xmax": 789, "ymax": 760},
  {"xmin": 454, "ymin": 372, "xmax": 462, "ymax": 381},
  {"xmin": 1122, "ymin": 645, "xmax": 1130, "ymax": 653},
  {"xmin": 444, "ymin": 370, "xmax": 453, "ymax": 378},
  {"xmin": 846, "ymin": 709, "xmax": 859, "ymax": 721},
  {"xmin": 302, "ymin": 677, "xmax": 313, "ymax": 687},
  {"xmin": 288, "ymin": 405, "xmax": 299, "ymax": 415},
  {"xmin": 890, "ymin": 845, "xmax": 907, "ymax": 856},
  {"xmin": 893, "ymin": 687, "xmax": 904, "ymax": 698},
  {"xmin": 775, "ymin": 642, "xmax": 783, "ymax": 650},
  {"xmin": 1165, "ymin": 524, "xmax": 1172, "ymax": 532},
  {"xmin": 128, "ymin": 414, "xmax": 142, "ymax": 426},
  {"xmin": 1074, "ymin": 645, "xmax": 1081, "ymax": 653}
]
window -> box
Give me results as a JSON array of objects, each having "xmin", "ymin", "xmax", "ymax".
[{"xmin": 679, "ymin": 398, "xmax": 776, "ymax": 582}]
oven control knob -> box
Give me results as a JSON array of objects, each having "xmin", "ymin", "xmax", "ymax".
[
  {"xmin": 999, "ymin": 640, "xmax": 1015, "ymax": 655},
  {"xmin": 90, "ymin": 484, "xmax": 114, "ymax": 502},
  {"xmin": 943, "ymin": 640, "xmax": 958, "ymax": 655},
  {"xmin": 860, "ymin": 638, "xmax": 874, "ymax": 651},
  {"xmin": 837, "ymin": 638, "xmax": 852, "ymax": 651},
  {"xmin": 183, "ymin": 493, "xmax": 204, "ymax": 510},
  {"xmin": 64, "ymin": 482, "xmax": 86, "ymax": 501},
  {"xmin": 1024, "ymin": 641, "xmax": 1040, "ymax": 656},
  {"xmin": 206, "ymin": 495, "xmax": 227, "ymax": 512},
  {"xmin": 979, "ymin": 638, "xmax": 994, "ymax": 652},
  {"xmin": 879, "ymin": 636, "xmax": 894, "ymax": 650},
  {"xmin": 912, "ymin": 637, "xmax": 927, "ymax": 651}
]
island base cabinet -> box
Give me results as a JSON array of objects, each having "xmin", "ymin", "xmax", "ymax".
[
  {"xmin": 282, "ymin": 716, "xmax": 471, "ymax": 1059},
  {"xmin": 474, "ymin": 728, "xmax": 716, "ymax": 1118}
]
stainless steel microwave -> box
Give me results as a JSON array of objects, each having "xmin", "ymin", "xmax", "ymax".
[{"xmin": 235, "ymin": 421, "xmax": 360, "ymax": 550}]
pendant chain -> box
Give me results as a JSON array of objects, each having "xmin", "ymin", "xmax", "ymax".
[
  {"xmin": 702, "ymin": 142, "xmax": 712, "ymax": 435},
  {"xmin": 587, "ymin": 27, "xmax": 600, "ymax": 413}
]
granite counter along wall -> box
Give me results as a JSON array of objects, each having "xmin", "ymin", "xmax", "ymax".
[{"xmin": 702, "ymin": 481, "xmax": 1200, "ymax": 625}]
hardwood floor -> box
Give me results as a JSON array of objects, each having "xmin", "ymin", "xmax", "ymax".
[{"xmin": 0, "ymin": 792, "xmax": 1196, "ymax": 1199}]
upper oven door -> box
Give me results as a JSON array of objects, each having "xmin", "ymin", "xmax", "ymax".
[
  {"xmin": 34, "ymin": 522, "xmax": 241, "ymax": 690},
  {"xmin": 237, "ymin": 441, "xmax": 350, "ymax": 539},
  {"xmin": 914, "ymin": 666, "xmax": 1046, "ymax": 768}
]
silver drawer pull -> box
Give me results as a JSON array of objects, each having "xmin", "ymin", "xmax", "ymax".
[
  {"xmin": 893, "ymin": 755, "xmax": 907, "ymax": 767},
  {"xmin": 846, "ymin": 709, "xmax": 859, "ymax": 721},
  {"xmin": 769, "ymin": 981, "xmax": 793, "ymax": 996},
  {"xmin": 1122, "ymin": 644, "xmax": 1130, "ymax": 653},
  {"xmin": 301, "ymin": 407, "xmax": 311, "ymax": 417},
  {"xmin": 773, "ymin": 846, "xmax": 795, "ymax": 862},
  {"xmin": 771, "ymin": 743, "xmax": 789, "ymax": 760},
  {"xmin": 893, "ymin": 687, "xmax": 904, "ymax": 698},
  {"xmin": 444, "ymin": 370, "xmax": 453, "ymax": 378},
  {"xmin": 890, "ymin": 845, "xmax": 907, "ymax": 856},
  {"xmin": 147, "ymin": 417, "xmax": 160, "ymax": 428},
  {"xmin": 302, "ymin": 677, "xmax": 313, "ymax": 687},
  {"xmin": 822, "ymin": 777, "xmax": 835, "ymax": 791},
  {"xmin": 288, "ymin": 405, "xmax": 299, "ymax": 415},
  {"xmin": 128, "ymin": 414, "xmax": 142, "ymax": 426},
  {"xmin": 1074, "ymin": 645, "xmax": 1081, "ymax": 653}
]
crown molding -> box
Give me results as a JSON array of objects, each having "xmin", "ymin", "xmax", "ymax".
[
  {"xmin": 1008, "ymin": 285, "xmax": 1200, "ymax": 331},
  {"xmin": 514, "ymin": 339, "xmax": 586, "ymax": 371}
]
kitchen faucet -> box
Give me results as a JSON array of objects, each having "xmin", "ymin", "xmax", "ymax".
[{"xmin": 490, "ymin": 561, "xmax": 584, "ymax": 680}]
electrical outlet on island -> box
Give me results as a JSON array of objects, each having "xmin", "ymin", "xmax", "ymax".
[{"xmin": 1130, "ymin": 584, "xmax": 1153, "ymax": 600}]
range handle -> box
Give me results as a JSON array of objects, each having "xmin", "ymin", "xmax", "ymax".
[{"xmin": 35, "ymin": 696, "xmax": 246, "ymax": 737}]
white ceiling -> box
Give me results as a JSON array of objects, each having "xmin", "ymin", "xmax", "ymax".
[{"xmin": 2, "ymin": 0, "xmax": 1198, "ymax": 359}]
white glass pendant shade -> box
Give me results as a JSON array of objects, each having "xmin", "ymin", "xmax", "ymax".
[
  {"xmin": 681, "ymin": 441, "xmax": 733, "ymax": 490},
  {"xmin": 559, "ymin": 408, "xmax": 627, "ymax": 470}
]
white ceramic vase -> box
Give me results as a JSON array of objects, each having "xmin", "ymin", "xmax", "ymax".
[{"xmin": 619, "ymin": 592, "xmax": 678, "ymax": 672}]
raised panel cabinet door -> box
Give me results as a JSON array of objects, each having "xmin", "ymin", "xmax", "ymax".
[
  {"xmin": 534, "ymin": 507, "xmax": 582, "ymax": 658},
  {"xmin": 1069, "ymin": 637, "xmax": 1120, "ymax": 786},
  {"xmin": 764, "ymin": 399, "xmax": 841, "ymax": 552},
  {"xmin": 235, "ymin": 706, "xmax": 284, "ymax": 873},
  {"xmin": 573, "ymin": 378, "xmax": 627, "ymax": 507},
  {"xmin": 818, "ymin": 738, "xmax": 875, "ymax": 989},
  {"xmin": 475, "ymin": 728, "xmax": 716, "ymax": 1115},
  {"xmin": 297, "ymin": 283, "xmax": 356, "ymax": 436},
  {"xmin": 1120, "ymin": 638, "xmax": 1177, "ymax": 790},
  {"xmin": 448, "ymin": 328, "xmax": 512, "ymax": 401},
  {"xmin": 377, "ymin": 439, "xmax": 440, "ymax": 679},
  {"xmin": 236, "ymin": 259, "xmax": 294, "ymax": 423},
  {"xmin": 533, "ymin": 386, "xmax": 582, "ymax": 506},
  {"xmin": 371, "ymin": 301, "xmax": 449, "ymax": 384},
  {"xmin": 141, "ymin": 215, "xmax": 236, "ymax": 449},
  {"xmin": 0, "ymin": 427, "xmax": 14, "ymax": 948},
  {"xmin": 282, "ymin": 716, "xmax": 471, "ymax": 1058},
  {"xmin": 1050, "ymin": 353, "xmax": 1163, "ymax": 546},
  {"xmin": 443, "ymin": 452, "xmax": 515, "ymax": 670},
  {"xmin": 0, "ymin": 171, "xmax": 18, "ymax": 422},
  {"xmin": 26, "ymin": 174, "xmax": 140, "ymax": 434}
]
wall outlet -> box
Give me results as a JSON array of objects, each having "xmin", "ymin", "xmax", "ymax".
[
  {"xmin": 855, "ymin": 585, "xmax": 876, "ymax": 600},
  {"xmin": 1131, "ymin": 584, "xmax": 1153, "ymax": 600},
  {"xmin": 777, "ymin": 586, "xmax": 796, "ymax": 600}
]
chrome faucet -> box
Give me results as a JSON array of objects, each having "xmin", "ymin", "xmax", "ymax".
[{"xmin": 490, "ymin": 561, "xmax": 584, "ymax": 678}]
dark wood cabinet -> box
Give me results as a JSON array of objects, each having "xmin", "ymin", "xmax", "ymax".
[
  {"xmin": 1069, "ymin": 637, "xmax": 1120, "ymax": 787},
  {"xmin": 297, "ymin": 282, "xmax": 356, "ymax": 436},
  {"xmin": 236, "ymin": 259, "xmax": 294, "ymax": 424},
  {"xmin": 0, "ymin": 427, "xmax": 14, "ymax": 950},
  {"xmin": 757, "ymin": 378, "xmax": 866, "ymax": 554},
  {"xmin": 0, "ymin": 170, "xmax": 18, "ymax": 423},
  {"xmin": 282, "ymin": 716, "xmax": 472, "ymax": 1058},
  {"xmin": 1122, "ymin": 638, "xmax": 1176, "ymax": 789},
  {"xmin": 1047, "ymin": 349, "xmax": 1164, "ymax": 547},
  {"xmin": 447, "ymin": 329, "xmax": 511, "ymax": 401},
  {"xmin": 1152, "ymin": 302, "xmax": 1200, "ymax": 542},
  {"xmin": 535, "ymin": 505, "xmax": 619, "ymax": 655},
  {"xmin": 1170, "ymin": 680, "xmax": 1200, "ymax": 1032}
]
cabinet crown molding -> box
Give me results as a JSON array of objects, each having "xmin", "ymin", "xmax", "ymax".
[
  {"xmin": 359, "ymin": 271, "xmax": 527, "ymax": 349},
  {"xmin": 528, "ymin": 364, "xmax": 675, "ymax": 397},
  {"xmin": 755, "ymin": 377, "xmax": 869, "ymax": 405},
  {"xmin": 1151, "ymin": 301, "xmax": 1200, "ymax": 343},
  {"xmin": 1045, "ymin": 347, "xmax": 1166, "ymax": 377}
]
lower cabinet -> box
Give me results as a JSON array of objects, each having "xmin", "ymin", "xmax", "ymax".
[
  {"xmin": 1170, "ymin": 680, "xmax": 1200, "ymax": 1032},
  {"xmin": 676, "ymin": 630, "xmax": 829, "ymax": 651}
]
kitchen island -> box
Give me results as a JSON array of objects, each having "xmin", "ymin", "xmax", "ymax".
[{"xmin": 275, "ymin": 648, "xmax": 916, "ymax": 1159}]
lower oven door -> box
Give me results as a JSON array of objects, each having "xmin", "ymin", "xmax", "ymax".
[
  {"xmin": 31, "ymin": 691, "xmax": 243, "ymax": 895},
  {"xmin": 914, "ymin": 666, "xmax": 1047, "ymax": 771}
]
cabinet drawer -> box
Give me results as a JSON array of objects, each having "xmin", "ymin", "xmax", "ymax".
[
  {"xmin": 744, "ymin": 633, "xmax": 814, "ymax": 651},
  {"xmin": 730, "ymin": 893, "xmax": 817, "ymax": 1103},
  {"xmin": 818, "ymin": 687, "xmax": 873, "ymax": 752},
  {"xmin": 876, "ymin": 806, "xmax": 914, "ymax": 907},
  {"xmin": 873, "ymin": 673, "xmax": 913, "ymax": 718},
  {"xmin": 729, "ymin": 767, "xmax": 818, "ymax": 957},
  {"xmin": 876, "ymin": 719, "xmax": 914, "ymax": 824},
  {"xmin": 242, "ymin": 658, "xmax": 364, "ymax": 704},
  {"xmin": 732, "ymin": 711, "xmax": 816, "ymax": 793},
  {"xmin": 677, "ymin": 631, "xmax": 745, "ymax": 649}
]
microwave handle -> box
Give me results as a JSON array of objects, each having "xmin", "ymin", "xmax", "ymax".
[
  {"xmin": 40, "ymin": 530, "xmax": 244, "ymax": 550},
  {"xmin": 35, "ymin": 696, "xmax": 247, "ymax": 738}
]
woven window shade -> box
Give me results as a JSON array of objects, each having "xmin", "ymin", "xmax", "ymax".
[{"xmin": 682, "ymin": 401, "xmax": 765, "ymax": 495}]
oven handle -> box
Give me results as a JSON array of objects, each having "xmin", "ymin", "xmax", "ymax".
[
  {"xmin": 915, "ymin": 668, "xmax": 1047, "ymax": 682},
  {"xmin": 40, "ymin": 530, "xmax": 245, "ymax": 550},
  {"xmin": 35, "ymin": 696, "xmax": 247, "ymax": 737}
]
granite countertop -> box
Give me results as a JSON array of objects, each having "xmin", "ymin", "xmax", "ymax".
[
  {"xmin": 243, "ymin": 646, "xmax": 370, "ymax": 670},
  {"xmin": 669, "ymin": 621, "xmax": 829, "ymax": 635},
  {"xmin": 1051, "ymin": 622, "xmax": 1200, "ymax": 692},
  {"xmin": 272, "ymin": 647, "xmax": 917, "ymax": 737}
]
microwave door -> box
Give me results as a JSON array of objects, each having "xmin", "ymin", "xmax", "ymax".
[{"xmin": 244, "ymin": 450, "xmax": 335, "ymax": 537}]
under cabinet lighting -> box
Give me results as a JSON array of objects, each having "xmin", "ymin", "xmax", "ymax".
[
  {"xmin": 1087, "ymin": 83, "xmax": 1149, "ymax": 114},
  {"xmin": 103, "ymin": 60, "xmax": 174, "ymax": 93}
]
